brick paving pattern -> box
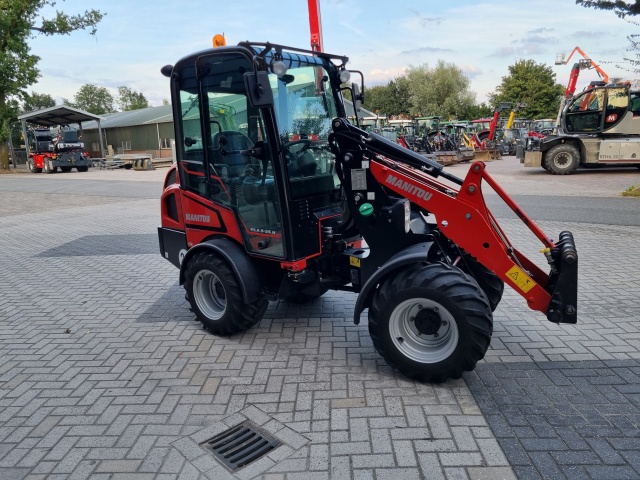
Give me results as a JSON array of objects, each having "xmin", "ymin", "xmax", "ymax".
[
  {"xmin": 0, "ymin": 171, "xmax": 638, "ymax": 479},
  {"xmin": 466, "ymin": 360, "xmax": 640, "ymax": 480}
]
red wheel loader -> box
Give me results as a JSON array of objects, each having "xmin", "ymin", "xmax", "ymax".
[{"xmin": 158, "ymin": 42, "xmax": 578, "ymax": 382}]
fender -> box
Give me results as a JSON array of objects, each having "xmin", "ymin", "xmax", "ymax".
[
  {"xmin": 179, "ymin": 237, "xmax": 262, "ymax": 304},
  {"xmin": 539, "ymin": 135, "xmax": 582, "ymax": 154},
  {"xmin": 353, "ymin": 242, "xmax": 434, "ymax": 324}
]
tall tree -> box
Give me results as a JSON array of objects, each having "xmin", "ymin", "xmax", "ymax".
[
  {"xmin": 488, "ymin": 60, "xmax": 565, "ymax": 119},
  {"xmin": 405, "ymin": 61, "xmax": 476, "ymax": 120},
  {"xmin": 68, "ymin": 84, "xmax": 114, "ymax": 115},
  {"xmin": 463, "ymin": 102, "xmax": 493, "ymax": 120},
  {"xmin": 117, "ymin": 86, "xmax": 149, "ymax": 111},
  {"xmin": 576, "ymin": 0, "xmax": 640, "ymax": 17},
  {"xmin": 363, "ymin": 77, "xmax": 411, "ymax": 118},
  {"xmin": 22, "ymin": 91, "xmax": 55, "ymax": 112},
  {"xmin": 0, "ymin": 1, "xmax": 104, "ymax": 170}
]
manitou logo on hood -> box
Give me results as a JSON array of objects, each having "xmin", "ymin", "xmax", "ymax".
[
  {"xmin": 385, "ymin": 174, "xmax": 433, "ymax": 201},
  {"xmin": 185, "ymin": 213, "xmax": 210, "ymax": 223}
]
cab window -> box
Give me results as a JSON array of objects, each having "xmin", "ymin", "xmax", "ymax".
[{"xmin": 269, "ymin": 65, "xmax": 339, "ymax": 200}]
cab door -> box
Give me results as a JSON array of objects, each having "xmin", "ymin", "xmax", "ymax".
[
  {"xmin": 565, "ymin": 88, "xmax": 605, "ymax": 133},
  {"xmin": 564, "ymin": 87, "xmax": 628, "ymax": 133},
  {"xmin": 174, "ymin": 50, "xmax": 285, "ymax": 259}
]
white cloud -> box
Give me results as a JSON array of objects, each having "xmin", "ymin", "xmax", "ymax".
[{"xmin": 25, "ymin": 0, "xmax": 639, "ymax": 108}]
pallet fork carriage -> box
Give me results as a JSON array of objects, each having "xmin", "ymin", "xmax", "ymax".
[{"xmin": 158, "ymin": 41, "xmax": 578, "ymax": 382}]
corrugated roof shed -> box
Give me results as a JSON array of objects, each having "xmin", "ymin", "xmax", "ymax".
[
  {"xmin": 81, "ymin": 105, "xmax": 173, "ymax": 130},
  {"xmin": 17, "ymin": 105, "xmax": 102, "ymax": 127},
  {"xmin": 80, "ymin": 99, "xmax": 375, "ymax": 131}
]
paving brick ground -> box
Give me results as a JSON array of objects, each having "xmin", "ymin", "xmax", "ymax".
[{"xmin": 0, "ymin": 169, "xmax": 639, "ymax": 479}]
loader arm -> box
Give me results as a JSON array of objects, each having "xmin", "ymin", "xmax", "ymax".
[{"xmin": 331, "ymin": 118, "xmax": 578, "ymax": 324}]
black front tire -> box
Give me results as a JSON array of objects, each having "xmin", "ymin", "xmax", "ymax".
[
  {"xmin": 76, "ymin": 166, "xmax": 89, "ymax": 172},
  {"xmin": 185, "ymin": 252, "xmax": 268, "ymax": 335},
  {"xmin": 458, "ymin": 254, "xmax": 504, "ymax": 312},
  {"xmin": 546, "ymin": 144, "xmax": 580, "ymax": 175},
  {"xmin": 368, "ymin": 263, "xmax": 492, "ymax": 383}
]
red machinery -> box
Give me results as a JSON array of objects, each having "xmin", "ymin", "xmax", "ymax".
[
  {"xmin": 471, "ymin": 103, "xmax": 511, "ymax": 151},
  {"xmin": 26, "ymin": 126, "xmax": 91, "ymax": 173},
  {"xmin": 158, "ymin": 41, "xmax": 578, "ymax": 382},
  {"xmin": 307, "ymin": 0, "xmax": 323, "ymax": 53}
]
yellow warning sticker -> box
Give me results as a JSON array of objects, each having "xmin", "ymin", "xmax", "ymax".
[
  {"xmin": 506, "ymin": 265, "xmax": 536, "ymax": 293},
  {"xmin": 350, "ymin": 256, "xmax": 361, "ymax": 268}
]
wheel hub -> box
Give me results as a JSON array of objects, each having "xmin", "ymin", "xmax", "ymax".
[
  {"xmin": 555, "ymin": 153, "xmax": 569, "ymax": 166},
  {"xmin": 414, "ymin": 308, "xmax": 441, "ymax": 335}
]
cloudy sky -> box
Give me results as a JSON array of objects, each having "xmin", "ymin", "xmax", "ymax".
[{"xmin": 28, "ymin": 0, "xmax": 639, "ymax": 107}]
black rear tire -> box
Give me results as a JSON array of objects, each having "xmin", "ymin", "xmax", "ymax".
[
  {"xmin": 76, "ymin": 166, "xmax": 89, "ymax": 172},
  {"xmin": 27, "ymin": 160, "xmax": 42, "ymax": 173},
  {"xmin": 368, "ymin": 263, "xmax": 492, "ymax": 382},
  {"xmin": 546, "ymin": 144, "xmax": 579, "ymax": 175},
  {"xmin": 185, "ymin": 252, "xmax": 268, "ymax": 335},
  {"xmin": 43, "ymin": 160, "xmax": 56, "ymax": 174}
]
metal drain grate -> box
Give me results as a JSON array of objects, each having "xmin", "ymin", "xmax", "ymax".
[{"xmin": 201, "ymin": 421, "xmax": 281, "ymax": 471}]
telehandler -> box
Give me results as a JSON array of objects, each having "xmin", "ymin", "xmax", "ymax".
[
  {"xmin": 522, "ymin": 81, "xmax": 640, "ymax": 174},
  {"xmin": 158, "ymin": 41, "xmax": 578, "ymax": 382}
]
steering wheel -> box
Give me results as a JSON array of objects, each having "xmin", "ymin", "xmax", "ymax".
[
  {"xmin": 282, "ymin": 138, "xmax": 330, "ymax": 158},
  {"xmin": 282, "ymin": 139, "xmax": 313, "ymax": 159}
]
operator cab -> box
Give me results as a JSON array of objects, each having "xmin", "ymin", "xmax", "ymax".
[
  {"xmin": 164, "ymin": 43, "xmax": 350, "ymax": 262},
  {"xmin": 564, "ymin": 85, "xmax": 631, "ymax": 134}
]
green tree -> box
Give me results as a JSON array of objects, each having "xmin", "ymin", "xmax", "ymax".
[
  {"xmin": 68, "ymin": 84, "xmax": 115, "ymax": 115},
  {"xmin": 487, "ymin": 60, "xmax": 565, "ymax": 119},
  {"xmin": 22, "ymin": 91, "xmax": 55, "ymax": 112},
  {"xmin": 405, "ymin": 61, "xmax": 476, "ymax": 120},
  {"xmin": 117, "ymin": 86, "xmax": 149, "ymax": 111},
  {"xmin": 0, "ymin": 1, "xmax": 104, "ymax": 170},
  {"xmin": 462, "ymin": 102, "xmax": 493, "ymax": 120},
  {"xmin": 363, "ymin": 77, "xmax": 411, "ymax": 117},
  {"xmin": 576, "ymin": 0, "xmax": 640, "ymax": 18}
]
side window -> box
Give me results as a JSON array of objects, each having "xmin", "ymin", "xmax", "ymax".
[
  {"xmin": 566, "ymin": 89, "xmax": 604, "ymax": 133},
  {"xmin": 178, "ymin": 91, "xmax": 206, "ymax": 195},
  {"xmin": 630, "ymin": 93, "xmax": 640, "ymax": 116},
  {"xmin": 604, "ymin": 87, "xmax": 628, "ymax": 129}
]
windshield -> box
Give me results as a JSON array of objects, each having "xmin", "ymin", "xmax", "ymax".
[{"xmin": 269, "ymin": 65, "xmax": 340, "ymax": 199}]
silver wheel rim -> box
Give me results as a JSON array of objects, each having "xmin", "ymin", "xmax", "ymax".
[
  {"xmin": 389, "ymin": 298, "xmax": 458, "ymax": 363},
  {"xmin": 193, "ymin": 269, "xmax": 226, "ymax": 320},
  {"xmin": 553, "ymin": 152, "xmax": 573, "ymax": 169}
]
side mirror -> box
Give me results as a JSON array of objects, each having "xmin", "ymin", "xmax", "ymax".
[
  {"xmin": 349, "ymin": 69, "xmax": 365, "ymax": 106},
  {"xmin": 244, "ymin": 71, "xmax": 274, "ymax": 108},
  {"xmin": 352, "ymin": 83, "xmax": 362, "ymax": 112}
]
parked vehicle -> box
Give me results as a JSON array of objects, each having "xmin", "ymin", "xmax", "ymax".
[
  {"xmin": 521, "ymin": 83, "xmax": 640, "ymax": 174},
  {"xmin": 158, "ymin": 41, "xmax": 578, "ymax": 382},
  {"xmin": 25, "ymin": 126, "xmax": 91, "ymax": 173}
]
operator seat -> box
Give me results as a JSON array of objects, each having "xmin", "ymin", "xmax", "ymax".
[
  {"xmin": 211, "ymin": 131, "xmax": 253, "ymax": 177},
  {"xmin": 210, "ymin": 131, "xmax": 253, "ymax": 206}
]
